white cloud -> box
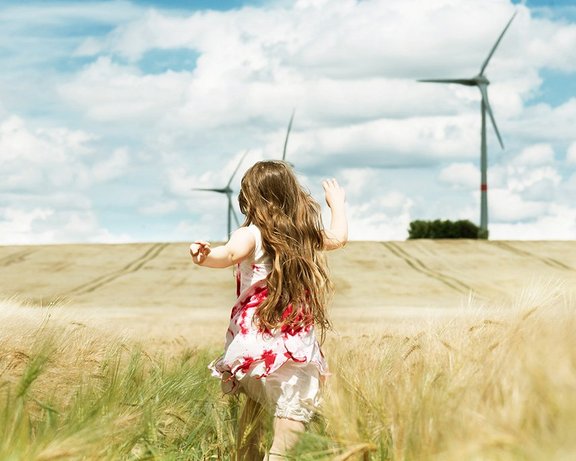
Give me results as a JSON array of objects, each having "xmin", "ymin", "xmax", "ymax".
[
  {"xmin": 334, "ymin": 168, "xmax": 414, "ymax": 212},
  {"xmin": 0, "ymin": 115, "xmax": 130, "ymax": 191},
  {"xmin": 456, "ymin": 152, "xmax": 565, "ymax": 224},
  {"xmin": 444, "ymin": 148, "xmax": 568, "ymax": 228},
  {"xmin": 0, "ymin": 114, "xmax": 136, "ymax": 244},
  {"xmin": 490, "ymin": 188, "xmax": 548, "ymax": 222},
  {"xmin": 439, "ymin": 162, "xmax": 479, "ymax": 189},
  {"xmin": 506, "ymin": 166, "xmax": 561, "ymax": 195},
  {"xmin": 51, "ymin": 0, "xmax": 576, "ymax": 166},
  {"xmin": 513, "ymin": 143, "xmax": 555, "ymax": 166},
  {"xmin": 491, "ymin": 204, "xmax": 576, "ymax": 239},
  {"xmin": 93, "ymin": 0, "xmax": 518, "ymax": 79},
  {"xmin": 290, "ymin": 115, "xmax": 481, "ymax": 171},
  {"xmin": 508, "ymin": 99, "xmax": 576, "ymax": 143},
  {"xmin": 0, "ymin": 1, "xmax": 143, "ymax": 85},
  {"xmin": 329, "ymin": 167, "xmax": 414, "ymax": 239},
  {"xmin": 49, "ymin": 2, "xmax": 576, "ymax": 171},
  {"xmin": 347, "ymin": 197, "xmax": 413, "ymax": 241},
  {"xmin": 0, "ymin": 116, "xmax": 94, "ymax": 163},
  {"xmin": 0, "ymin": 208, "xmax": 54, "ymax": 244},
  {"xmin": 59, "ymin": 57, "xmax": 191, "ymax": 122},
  {"xmin": 523, "ymin": 18, "xmax": 576, "ymax": 72},
  {"xmin": 0, "ymin": 207, "xmax": 130, "ymax": 245},
  {"xmin": 90, "ymin": 148, "xmax": 130, "ymax": 183}
]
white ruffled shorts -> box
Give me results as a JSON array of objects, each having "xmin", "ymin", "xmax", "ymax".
[{"xmin": 239, "ymin": 360, "xmax": 321, "ymax": 423}]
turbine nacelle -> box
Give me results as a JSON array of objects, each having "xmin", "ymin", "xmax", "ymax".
[{"xmin": 473, "ymin": 75, "xmax": 490, "ymax": 86}]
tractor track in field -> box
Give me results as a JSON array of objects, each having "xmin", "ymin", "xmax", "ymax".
[
  {"xmin": 63, "ymin": 243, "xmax": 169, "ymax": 296},
  {"xmin": 0, "ymin": 249, "xmax": 36, "ymax": 267},
  {"xmin": 382, "ymin": 242, "xmax": 473, "ymax": 294},
  {"xmin": 493, "ymin": 242, "xmax": 574, "ymax": 271}
]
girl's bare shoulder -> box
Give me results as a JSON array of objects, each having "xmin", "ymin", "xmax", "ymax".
[{"xmin": 227, "ymin": 226, "xmax": 257, "ymax": 258}]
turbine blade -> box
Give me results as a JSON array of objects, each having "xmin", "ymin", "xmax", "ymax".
[
  {"xmin": 479, "ymin": 12, "xmax": 517, "ymax": 75},
  {"xmin": 282, "ymin": 109, "xmax": 295, "ymax": 161},
  {"xmin": 226, "ymin": 149, "xmax": 249, "ymax": 188},
  {"xmin": 191, "ymin": 187, "xmax": 226, "ymax": 193},
  {"xmin": 479, "ymin": 85, "xmax": 504, "ymax": 149},
  {"xmin": 418, "ymin": 78, "xmax": 476, "ymax": 86}
]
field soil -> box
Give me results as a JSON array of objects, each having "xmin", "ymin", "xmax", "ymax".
[{"xmin": 1, "ymin": 240, "xmax": 575, "ymax": 349}]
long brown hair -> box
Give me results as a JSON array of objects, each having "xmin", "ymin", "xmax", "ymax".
[{"xmin": 238, "ymin": 161, "xmax": 332, "ymax": 335}]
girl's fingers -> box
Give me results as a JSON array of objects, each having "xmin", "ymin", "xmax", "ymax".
[
  {"xmin": 190, "ymin": 241, "xmax": 211, "ymax": 258},
  {"xmin": 323, "ymin": 179, "xmax": 342, "ymax": 192},
  {"xmin": 322, "ymin": 178, "xmax": 338, "ymax": 190},
  {"xmin": 323, "ymin": 178, "xmax": 345, "ymax": 208},
  {"xmin": 194, "ymin": 242, "xmax": 211, "ymax": 252}
]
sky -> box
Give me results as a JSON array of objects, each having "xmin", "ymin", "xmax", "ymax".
[{"xmin": 1, "ymin": 0, "xmax": 576, "ymax": 244}]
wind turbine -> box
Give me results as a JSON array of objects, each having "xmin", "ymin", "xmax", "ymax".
[
  {"xmin": 191, "ymin": 150, "xmax": 249, "ymax": 238},
  {"xmin": 282, "ymin": 109, "xmax": 295, "ymax": 162},
  {"xmin": 419, "ymin": 12, "xmax": 516, "ymax": 239}
]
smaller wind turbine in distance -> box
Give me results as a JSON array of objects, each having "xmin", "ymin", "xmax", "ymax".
[
  {"xmin": 191, "ymin": 150, "xmax": 249, "ymax": 238},
  {"xmin": 418, "ymin": 12, "xmax": 516, "ymax": 239}
]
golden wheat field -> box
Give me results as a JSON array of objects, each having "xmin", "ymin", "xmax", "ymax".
[
  {"xmin": 1, "ymin": 240, "xmax": 575, "ymax": 346},
  {"xmin": 1, "ymin": 240, "xmax": 576, "ymax": 460}
]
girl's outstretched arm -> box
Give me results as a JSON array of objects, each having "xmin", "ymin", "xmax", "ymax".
[
  {"xmin": 322, "ymin": 178, "xmax": 348, "ymax": 251},
  {"xmin": 190, "ymin": 227, "xmax": 255, "ymax": 268}
]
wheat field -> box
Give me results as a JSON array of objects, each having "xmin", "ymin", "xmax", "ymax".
[{"xmin": 1, "ymin": 241, "xmax": 575, "ymax": 459}]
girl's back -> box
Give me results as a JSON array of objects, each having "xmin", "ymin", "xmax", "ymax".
[
  {"xmin": 235, "ymin": 224, "xmax": 271, "ymax": 296},
  {"xmin": 237, "ymin": 161, "xmax": 334, "ymax": 334}
]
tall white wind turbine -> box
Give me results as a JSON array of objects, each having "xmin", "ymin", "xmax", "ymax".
[{"xmin": 419, "ymin": 13, "xmax": 516, "ymax": 239}]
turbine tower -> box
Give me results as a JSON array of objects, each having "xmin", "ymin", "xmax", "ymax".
[
  {"xmin": 192, "ymin": 150, "xmax": 249, "ymax": 238},
  {"xmin": 419, "ymin": 13, "xmax": 516, "ymax": 239}
]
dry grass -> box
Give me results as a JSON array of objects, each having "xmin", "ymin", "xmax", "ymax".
[
  {"xmin": 0, "ymin": 302, "xmax": 113, "ymax": 401},
  {"xmin": 0, "ymin": 301, "xmax": 235, "ymax": 460},
  {"xmin": 1, "ymin": 281, "xmax": 576, "ymax": 460},
  {"xmin": 311, "ymin": 281, "xmax": 576, "ymax": 460}
]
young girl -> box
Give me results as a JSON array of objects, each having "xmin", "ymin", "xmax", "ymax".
[{"xmin": 190, "ymin": 160, "xmax": 347, "ymax": 460}]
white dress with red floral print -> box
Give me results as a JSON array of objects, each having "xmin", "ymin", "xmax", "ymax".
[{"xmin": 209, "ymin": 225, "xmax": 328, "ymax": 384}]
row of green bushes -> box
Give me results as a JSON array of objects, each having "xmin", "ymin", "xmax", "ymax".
[{"xmin": 408, "ymin": 219, "xmax": 487, "ymax": 239}]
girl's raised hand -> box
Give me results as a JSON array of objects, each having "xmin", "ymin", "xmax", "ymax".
[
  {"xmin": 322, "ymin": 178, "xmax": 345, "ymax": 210},
  {"xmin": 190, "ymin": 240, "xmax": 211, "ymax": 265}
]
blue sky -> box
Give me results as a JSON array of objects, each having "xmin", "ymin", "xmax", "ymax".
[{"xmin": 1, "ymin": 0, "xmax": 576, "ymax": 243}]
